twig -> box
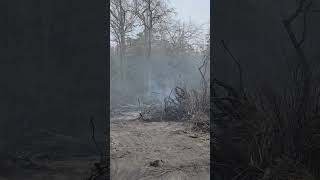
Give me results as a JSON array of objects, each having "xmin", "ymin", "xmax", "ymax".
[
  {"xmin": 213, "ymin": 78, "xmax": 239, "ymax": 98},
  {"xmin": 90, "ymin": 116, "xmax": 103, "ymax": 162},
  {"xmin": 298, "ymin": 5, "xmax": 308, "ymax": 46},
  {"xmin": 220, "ymin": 40, "xmax": 244, "ymax": 95},
  {"xmin": 231, "ymin": 166, "xmax": 251, "ymax": 180}
]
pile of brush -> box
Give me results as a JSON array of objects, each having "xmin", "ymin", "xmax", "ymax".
[
  {"xmin": 162, "ymin": 85, "xmax": 210, "ymax": 132},
  {"xmin": 137, "ymin": 84, "xmax": 210, "ymax": 133}
]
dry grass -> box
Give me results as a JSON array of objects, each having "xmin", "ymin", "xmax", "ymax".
[
  {"xmin": 159, "ymin": 85, "xmax": 210, "ymax": 132},
  {"xmin": 212, "ymin": 69, "xmax": 320, "ymax": 179}
]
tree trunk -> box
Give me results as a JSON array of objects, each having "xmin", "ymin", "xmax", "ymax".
[
  {"xmin": 147, "ymin": 29, "xmax": 152, "ymax": 94},
  {"xmin": 119, "ymin": 32, "xmax": 126, "ymax": 80},
  {"xmin": 146, "ymin": 0, "xmax": 152, "ymax": 95},
  {"xmin": 119, "ymin": 0, "xmax": 126, "ymax": 81}
]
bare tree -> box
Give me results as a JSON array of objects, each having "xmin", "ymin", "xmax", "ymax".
[
  {"xmin": 162, "ymin": 20, "xmax": 204, "ymax": 57},
  {"xmin": 134, "ymin": 0, "xmax": 174, "ymax": 58},
  {"xmin": 110, "ymin": 0, "xmax": 136, "ymax": 80},
  {"xmin": 133, "ymin": 0, "xmax": 174, "ymax": 92}
]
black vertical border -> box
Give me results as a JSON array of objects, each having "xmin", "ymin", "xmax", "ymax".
[
  {"xmin": 210, "ymin": 0, "xmax": 214, "ymax": 179},
  {"xmin": 105, "ymin": 0, "xmax": 111, "ymax": 177},
  {"xmin": 2, "ymin": 0, "xmax": 110, "ymax": 178}
]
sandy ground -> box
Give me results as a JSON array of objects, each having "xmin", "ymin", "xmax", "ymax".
[{"xmin": 111, "ymin": 111, "xmax": 210, "ymax": 180}]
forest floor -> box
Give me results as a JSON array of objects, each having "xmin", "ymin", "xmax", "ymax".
[{"xmin": 110, "ymin": 106, "xmax": 210, "ymax": 180}]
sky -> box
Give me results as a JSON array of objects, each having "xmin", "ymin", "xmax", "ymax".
[
  {"xmin": 167, "ymin": 0, "xmax": 210, "ymax": 49},
  {"xmin": 168, "ymin": 0, "xmax": 210, "ymax": 27}
]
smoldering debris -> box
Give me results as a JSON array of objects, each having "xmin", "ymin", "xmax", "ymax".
[{"xmin": 130, "ymin": 86, "xmax": 210, "ymax": 133}]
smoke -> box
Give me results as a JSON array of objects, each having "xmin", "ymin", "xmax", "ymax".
[{"xmin": 110, "ymin": 50, "xmax": 205, "ymax": 107}]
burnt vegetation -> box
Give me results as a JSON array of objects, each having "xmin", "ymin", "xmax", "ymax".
[{"xmin": 212, "ymin": 0, "xmax": 320, "ymax": 179}]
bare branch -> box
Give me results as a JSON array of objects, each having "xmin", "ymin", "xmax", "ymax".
[
  {"xmin": 220, "ymin": 40, "xmax": 244, "ymax": 95},
  {"xmin": 282, "ymin": 0, "xmax": 312, "ymax": 127}
]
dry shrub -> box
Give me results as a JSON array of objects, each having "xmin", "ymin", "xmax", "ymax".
[
  {"xmin": 161, "ymin": 84, "xmax": 210, "ymax": 132},
  {"xmin": 137, "ymin": 83, "xmax": 210, "ymax": 134},
  {"xmin": 189, "ymin": 111, "xmax": 210, "ymax": 132},
  {"xmin": 212, "ymin": 73, "xmax": 320, "ymax": 179},
  {"xmin": 184, "ymin": 87, "xmax": 210, "ymax": 132}
]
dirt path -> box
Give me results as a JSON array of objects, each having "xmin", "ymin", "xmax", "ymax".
[{"xmin": 111, "ymin": 111, "xmax": 210, "ymax": 180}]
